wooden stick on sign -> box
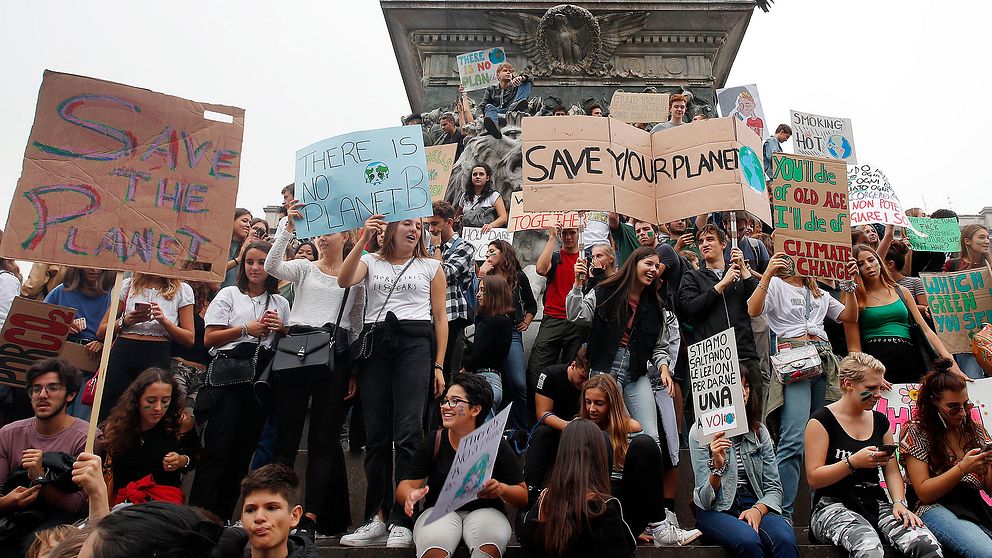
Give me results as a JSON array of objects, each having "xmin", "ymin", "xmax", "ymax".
[
  {"xmin": 730, "ymin": 211, "xmax": 739, "ymax": 251},
  {"xmin": 85, "ymin": 271, "xmax": 124, "ymax": 453}
]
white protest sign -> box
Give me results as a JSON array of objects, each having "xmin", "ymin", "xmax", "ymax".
[
  {"xmin": 688, "ymin": 328, "xmax": 748, "ymax": 441},
  {"xmin": 507, "ymin": 191, "xmax": 583, "ymax": 232},
  {"xmin": 461, "ymin": 227, "xmax": 513, "ymax": 261},
  {"xmin": 608, "ymin": 91, "xmax": 670, "ymax": 124},
  {"xmin": 847, "ymin": 164, "xmax": 924, "ymax": 234},
  {"xmin": 457, "ymin": 48, "xmax": 506, "ymax": 92},
  {"xmin": 790, "ymin": 110, "xmax": 858, "ymax": 165},
  {"xmin": 426, "ymin": 405, "xmax": 511, "ymax": 524}
]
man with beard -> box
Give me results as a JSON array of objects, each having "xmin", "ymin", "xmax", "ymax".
[{"xmin": 0, "ymin": 358, "xmax": 94, "ymax": 552}]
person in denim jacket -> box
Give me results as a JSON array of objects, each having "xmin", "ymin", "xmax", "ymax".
[{"xmin": 689, "ymin": 373, "xmax": 798, "ymax": 558}]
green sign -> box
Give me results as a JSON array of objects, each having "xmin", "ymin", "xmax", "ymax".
[{"xmin": 906, "ymin": 217, "xmax": 961, "ymax": 252}]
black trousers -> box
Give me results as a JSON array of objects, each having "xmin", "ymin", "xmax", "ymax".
[
  {"xmin": 611, "ymin": 433, "xmax": 667, "ymax": 535},
  {"xmin": 271, "ymin": 353, "xmax": 351, "ymax": 534},
  {"xmin": 188, "ymin": 383, "xmax": 267, "ymax": 521},
  {"xmin": 100, "ymin": 337, "xmax": 171, "ymax": 422},
  {"xmin": 523, "ymin": 423, "xmax": 561, "ymax": 490}
]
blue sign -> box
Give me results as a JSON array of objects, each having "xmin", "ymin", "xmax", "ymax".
[{"xmin": 294, "ymin": 126, "xmax": 431, "ymax": 237}]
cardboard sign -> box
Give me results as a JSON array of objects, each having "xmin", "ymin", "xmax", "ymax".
[
  {"xmin": 688, "ymin": 328, "xmax": 748, "ymax": 441},
  {"xmin": 0, "ymin": 71, "xmax": 244, "ymax": 282},
  {"xmin": 847, "ymin": 164, "xmax": 920, "ymax": 232},
  {"xmin": 608, "ymin": 92, "xmax": 670, "ymax": 124},
  {"xmin": 427, "ymin": 405, "xmax": 511, "ymax": 524},
  {"xmin": 921, "ymin": 267, "xmax": 992, "ymax": 354},
  {"xmin": 507, "ymin": 191, "xmax": 583, "ymax": 231},
  {"xmin": 462, "ymin": 227, "xmax": 513, "ymax": 261},
  {"xmin": 0, "ymin": 298, "xmax": 76, "ymax": 388},
  {"xmin": 717, "ymin": 84, "xmax": 767, "ymax": 138},
  {"xmin": 426, "ymin": 144, "xmax": 458, "ymax": 202},
  {"xmin": 294, "ymin": 125, "xmax": 431, "ymax": 237},
  {"xmin": 790, "ymin": 110, "xmax": 857, "ymax": 164},
  {"xmin": 907, "ymin": 217, "xmax": 960, "ymax": 253},
  {"xmin": 60, "ymin": 341, "xmax": 100, "ymax": 375},
  {"xmin": 521, "ymin": 116, "xmax": 769, "ymax": 226},
  {"xmin": 457, "ymin": 47, "xmax": 506, "ymax": 92},
  {"xmin": 770, "ymin": 153, "xmax": 852, "ymax": 281}
]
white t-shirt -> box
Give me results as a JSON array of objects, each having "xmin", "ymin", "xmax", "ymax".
[
  {"xmin": 0, "ymin": 271, "xmax": 21, "ymax": 329},
  {"xmin": 361, "ymin": 254, "xmax": 441, "ymax": 323},
  {"xmin": 459, "ymin": 191, "xmax": 501, "ymax": 214},
  {"xmin": 120, "ymin": 279, "xmax": 194, "ymax": 337},
  {"xmin": 759, "ymin": 276, "xmax": 844, "ymax": 340},
  {"xmin": 203, "ymin": 286, "xmax": 291, "ymax": 352},
  {"xmin": 583, "ymin": 211, "xmax": 611, "ymax": 247}
]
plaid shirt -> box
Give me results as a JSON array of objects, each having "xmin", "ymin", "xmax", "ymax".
[{"xmin": 437, "ymin": 234, "xmax": 476, "ymax": 321}]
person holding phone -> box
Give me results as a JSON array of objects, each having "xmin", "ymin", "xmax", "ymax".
[
  {"xmin": 97, "ymin": 273, "xmax": 195, "ymax": 423},
  {"xmin": 901, "ymin": 357, "xmax": 992, "ymax": 556},
  {"xmin": 804, "ymin": 353, "xmax": 941, "ymax": 558}
]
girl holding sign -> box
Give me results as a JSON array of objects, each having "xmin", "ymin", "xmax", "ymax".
[
  {"xmin": 901, "ymin": 358, "xmax": 992, "ymax": 558},
  {"xmin": 397, "ymin": 373, "xmax": 526, "ymax": 558},
  {"xmin": 804, "ymin": 353, "xmax": 942, "ymax": 558},
  {"xmin": 579, "ymin": 375, "xmax": 701, "ymax": 546},
  {"xmin": 455, "ymin": 164, "xmax": 507, "ymax": 232},
  {"xmin": 338, "ymin": 215, "xmax": 447, "ymax": 548},
  {"xmin": 943, "ymin": 224, "xmax": 990, "ymax": 272},
  {"xmin": 689, "ymin": 373, "xmax": 798, "ymax": 558},
  {"xmin": 747, "ymin": 252, "xmax": 859, "ymax": 522}
]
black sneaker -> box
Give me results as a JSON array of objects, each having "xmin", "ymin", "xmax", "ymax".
[
  {"xmin": 483, "ymin": 117, "xmax": 503, "ymax": 140},
  {"xmin": 292, "ymin": 515, "xmax": 317, "ymax": 541}
]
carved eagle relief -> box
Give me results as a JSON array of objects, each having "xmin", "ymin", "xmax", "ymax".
[{"xmin": 487, "ymin": 5, "xmax": 648, "ymax": 76}]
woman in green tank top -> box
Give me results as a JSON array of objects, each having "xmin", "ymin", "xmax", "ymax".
[{"xmin": 844, "ymin": 244, "xmax": 963, "ymax": 384}]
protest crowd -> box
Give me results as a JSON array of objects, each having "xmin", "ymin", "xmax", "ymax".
[{"xmin": 2, "ymin": 65, "xmax": 992, "ymax": 558}]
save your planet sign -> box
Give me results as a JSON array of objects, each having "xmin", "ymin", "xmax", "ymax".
[{"xmin": 294, "ymin": 125, "xmax": 431, "ymax": 237}]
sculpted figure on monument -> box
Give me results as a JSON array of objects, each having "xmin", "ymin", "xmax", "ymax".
[{"xmin": 488, "ymin": 5, "xmax": 647, "ymax": 76}]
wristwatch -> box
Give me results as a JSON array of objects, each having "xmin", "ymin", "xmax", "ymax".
[{"xmin": 117, "ymin": 316, "xmax": 126, "ymax": 329}]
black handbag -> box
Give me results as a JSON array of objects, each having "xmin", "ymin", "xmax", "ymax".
[
  {"xmin": 350, "ymin": 257, "xmax": 416, "ymax": 363},
  {"xmin": 271, "ymin": 288, "xmax": 350, "ymax": 378},
  {"xmin": 896, "ymin": 286, "xmax": 939, "ymax": 367},
  {"xmin": 206, "ymin": 294, "xmax": 270, "ymax": 387}
]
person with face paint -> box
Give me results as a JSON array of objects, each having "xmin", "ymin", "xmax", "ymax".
[
  {"xmin": 0, "ymin": 358, "xmax": 92, "ymax": 552},
  {"xmin": 454, "ymin": 163, "xmax": 508, "ymax": 233},
  {"xmin": 846, "ymin": 244, "xmax": 965, "ymax": 384},
  {"xmin": 747, "ymin": 252, "xmax": 859, "ymax": 522},
  {"xmin": 265, "ymin": 203, "xmax": 365, "ymax": 538},
  {"xmin": 100, "ymin": 368, "xmax": 198, "ymax": 505},
  {"xmin": 901, "ymin": 358, "xmax": 992, "ymax": 557},
  {"xmin": 189, "ymin": 241, "xmax": 290, "ymax": 523},
  {"xmin": 398, "ymin": 374, "xmax": 526, "ymax": 558},
  {"xmin": 579, "ymin": 375, "xmax": 701, "ymax": 546},
  {"xmin": 805, "ymin": 353, "xmax": 942, "ymax": 558},
  {"xmin": 338, "ymin": 214, "xmax": 448, "ymax": 548},
  {"xmin": 690, "ymin": 373, "xmax": 798, "ymax": 558}
]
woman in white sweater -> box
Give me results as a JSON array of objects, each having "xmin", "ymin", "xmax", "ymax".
[{"xmin": 263, "ymin": 205, "xmax": 365, "ymax": 538}]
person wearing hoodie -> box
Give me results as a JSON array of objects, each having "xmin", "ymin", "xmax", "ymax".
[{"xmin": 240, "ymin": 464, "xmax": 317, "ymax": 558}]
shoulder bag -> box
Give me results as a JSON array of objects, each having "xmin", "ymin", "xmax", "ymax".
[
  {"xmin": 771, "ymin": 287, "xmax": 824, "ymax": 384},
  {"xmin": 350, "ymin": 257, "xmax": 417, "ymax": 362},
  {"xmin": 205, "ymin": 294, "xmax": 270, "ymax": 387},
  {"xmin": 270, "ymin": 287, "xmax": 351, "ymax": 378},
  {"xmin": 895, "ymin": 286, "xmax": 939, "ymax": 368}
]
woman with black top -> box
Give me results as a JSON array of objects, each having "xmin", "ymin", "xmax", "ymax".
[
  {"xmin": 398, "ymin": 373, "xmax": 527, "ymax": 558},
  {"xmin": 454, "ymin": 163, "xmax": 508, "ymax": 232},
  {"xmin": 519, "ymin": 418, "xmax": 636, "ymax": 558},
  {"xmin": 101, "ymin": 368, "xmax": 199, "ymax": 505},
  {"xmin": 478, "ymin": 240, "xmax": 536, "ymax": 434},
  {"xmin": 901, "ymin": 358, "xmax": 992, "ymax": 558},
  {"xmin": 188, "ymin": 241, "xmax": 290, "ymax": 521},
  {"xmin": 171, "ymin": 281, "xmax": 215, "ymax": 424},
  {"xmin": 804, "ymin": 352, "xmax": 941, "ymax": 558},
  {"xmin": 462, "ymin": 274, "xmax": 514, "ymax": 420}
]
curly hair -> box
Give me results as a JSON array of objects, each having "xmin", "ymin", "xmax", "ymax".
[
  {"xmin": 101, "ymin": 368, "xmax": 182, "ymax": 458},
  {"xmin": 910, "ymin": 358, "xmax": 981, "ymax": 475}
]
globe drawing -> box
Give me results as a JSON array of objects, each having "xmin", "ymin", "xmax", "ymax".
[
  {"xmin": 489, "ymin": 48, "xmax": 505, "ymax": 65},
  {"xmin": 827, "ymin": 134, "xmax": 853, "ymax": 159},
  {"xmin": 738, "ymin": 146, "xmax": 765, "ymax": 193}
]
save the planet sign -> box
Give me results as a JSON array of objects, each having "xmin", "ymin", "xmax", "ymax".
[{"xmin": 294, "ymin": 125, "xmax": 431, "ymax": 237}]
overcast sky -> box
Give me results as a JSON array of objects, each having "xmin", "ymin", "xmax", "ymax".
[{"xmin": 1, "ymin": 0, "xmax": 988, "ymax": 235}]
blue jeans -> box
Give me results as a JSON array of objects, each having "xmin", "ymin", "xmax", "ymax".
[
  {"xmin": 921, "ymin": 505, "xmax": 992, "ymax": 558},
  {"xmin": 695, "ymin": 491, "xmax": 798, "ymax": 558},
  {"xmin": 503, "ymin": 330, "xmax": 528, "ymax": 431},
  {"xmin": 483, "ymin": 81, "xmax": 533, "ymax": 123},
  {"xmin": 250, "ymin": 418, "xmax": 277, "ymax": 470},
  {"xmin": 776, "ymin": 374, "xmax": 827, "ymax": 522},
  {"xmin": 477, "ymin": 370, "xmax": 503, "ymax": 422},
  {"xmin": 957, "ymin": 353, "xmax": 986, "ymax": 380}
]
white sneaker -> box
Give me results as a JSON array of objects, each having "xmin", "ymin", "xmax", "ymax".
[
  {"xmin": 340, "ymin": 516, "xmax": 388, "ymax": 547},
  {"xmin": 386, "ymin": 525, "xmax": 414, "ymax": 548},
  {"xmin": 649, "ymin": 518, "xmax": 702, "ymax": 546}
]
